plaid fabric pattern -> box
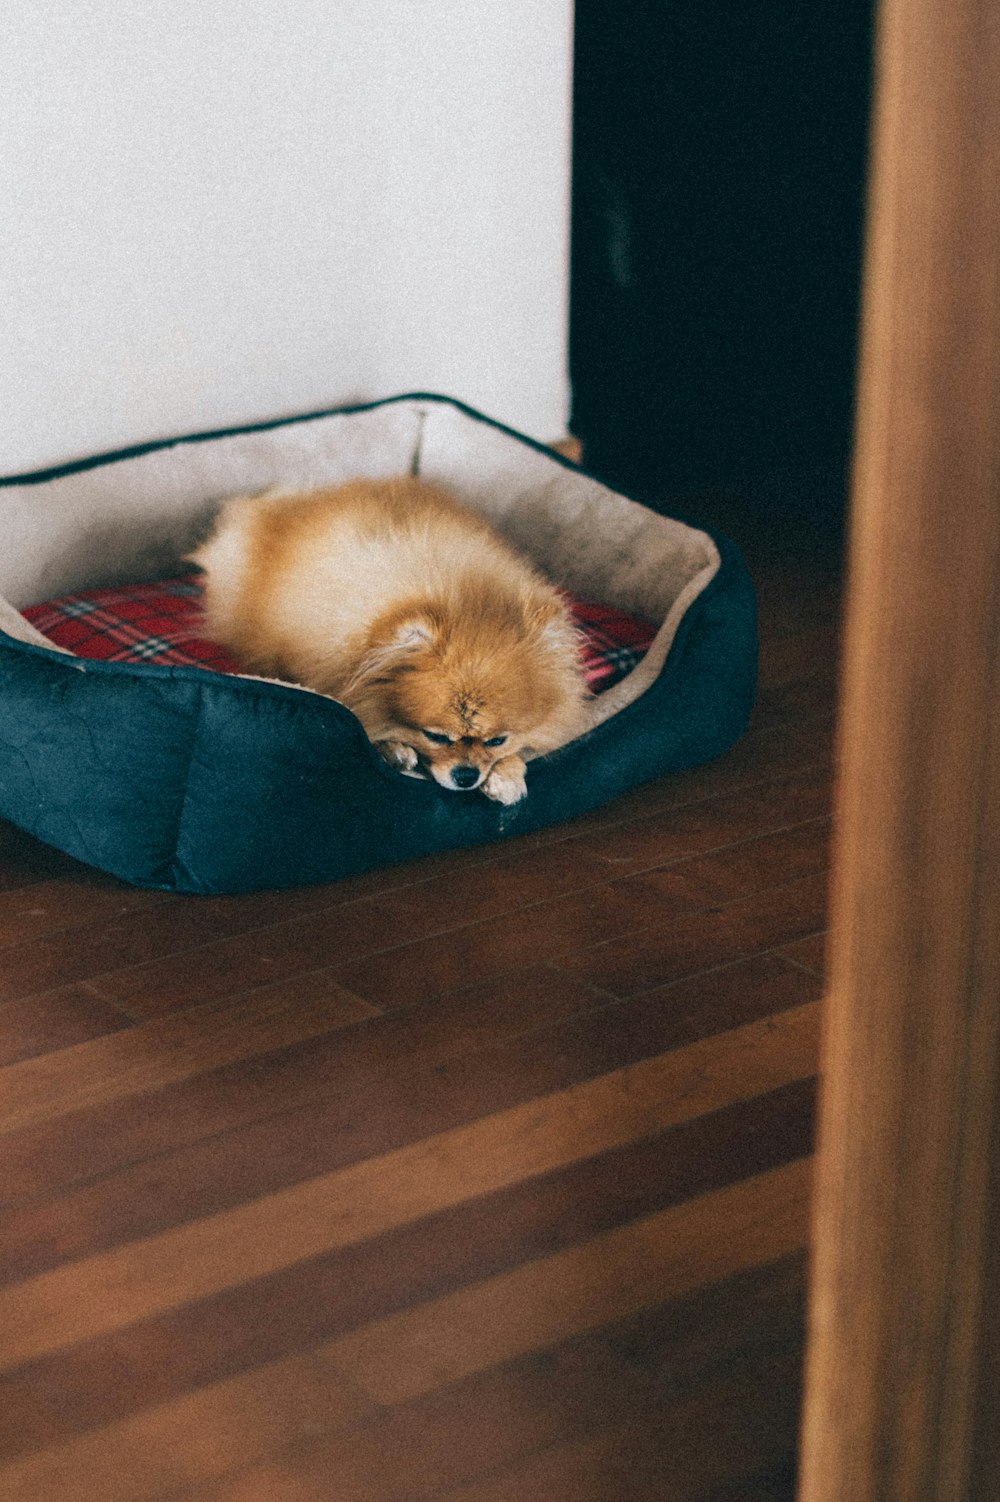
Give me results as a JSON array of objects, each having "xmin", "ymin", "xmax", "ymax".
[
  {"xmin": 22, "ymin": 574, "xmax": 655, "ymax": 693},
  {"xmin": 22, "ymin": 577, "xmax": 241, "ymax": 673},
  {"xmin": 568, "ymin": 596, "xmax": 657, "ymax": 692}
]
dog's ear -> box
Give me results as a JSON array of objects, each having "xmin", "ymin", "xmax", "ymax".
[
  {"xmin": 385, "ymin": 616, "xmax": 436, "ymax": 654},
  {"xmin": 345, "ymin": 613, "xmax": 437, "ymax": 691},
  {"xmin": 532, "ymin": 604, "xmax": 582, "ymax": 660}
]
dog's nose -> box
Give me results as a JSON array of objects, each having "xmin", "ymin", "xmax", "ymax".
[{"xmin": 450, "ymin": 765, "xmax": 481, "ymax": 789}]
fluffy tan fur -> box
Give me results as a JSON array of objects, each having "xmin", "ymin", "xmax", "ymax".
[{"xmin": 190, "ymin": 476, "xmax": 590, "ymax": 803}]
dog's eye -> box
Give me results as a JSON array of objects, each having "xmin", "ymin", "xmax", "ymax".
[
  {"xmin": 483, "ymin": 734, "xmax": 508, "ymax": 748},
  {"xmin": 421, "ymin": 729, "xmax": 453, "ymax": 745}
]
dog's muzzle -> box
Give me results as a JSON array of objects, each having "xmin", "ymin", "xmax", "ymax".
[{"xmin": 449, "ymin": 765, "xmax": 482, "ymax": 790}]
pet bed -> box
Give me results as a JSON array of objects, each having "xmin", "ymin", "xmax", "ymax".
[{"xmin": 0, "ymin": 394, "xmax": 757, "ymax": 893}]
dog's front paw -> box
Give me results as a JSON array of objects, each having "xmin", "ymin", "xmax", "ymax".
[
  {"xmin": 376, "ymin": 738, "xmax": 419, "ymax": 773},
  {"xmin": 482, "ymin": 755, "xmax": 528, "ymax": 806}
]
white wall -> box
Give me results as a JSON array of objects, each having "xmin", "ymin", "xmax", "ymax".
[{"xmin": 0, "ymin": 1, "xmax": 572, "ymax": 473}]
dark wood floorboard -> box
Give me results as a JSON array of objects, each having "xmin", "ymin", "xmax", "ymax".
[{"xmin": 0, "ymin": 495, "xmax": 843, "ymax": 1500}]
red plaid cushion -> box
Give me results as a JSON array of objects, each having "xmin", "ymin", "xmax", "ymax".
[
  {"xmin": 22, "ymin": 575, "xmax": 655, "ymax": 693},
  {"xmin": 23, "ymin": 577, "xmax": 241, "ymax": 672},
  {"xmin": 568, "ymin": 596, "xmax": 658, "ymax": 692}
]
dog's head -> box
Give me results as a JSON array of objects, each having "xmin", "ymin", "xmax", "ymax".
[{"xmin": 343, "ymin": 598, "xmax": 588, "ymax": 792}]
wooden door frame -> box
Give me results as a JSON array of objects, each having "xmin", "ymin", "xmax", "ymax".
[{"xmin": 797, "ymin": 0, "xmax": 1000, "ymax": 1495}]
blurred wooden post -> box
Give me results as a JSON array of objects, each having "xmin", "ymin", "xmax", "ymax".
[{"xmin": 797, "ymin": 0, "xmax": 1000, "ymax": 1498}]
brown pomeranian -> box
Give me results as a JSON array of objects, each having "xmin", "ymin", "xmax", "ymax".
[{"xmin": 190, "ymin": 476, "xmax": 590, "ymax": 804}]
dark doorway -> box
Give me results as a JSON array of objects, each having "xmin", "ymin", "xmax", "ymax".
[{"xmin": 570, "ymin": 2, "xmax": 875, "ymax": 516}]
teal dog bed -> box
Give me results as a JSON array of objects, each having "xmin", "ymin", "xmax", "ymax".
[{"xmin": 0, "ymin": 395, "xmax": 756, "ymax": 893}]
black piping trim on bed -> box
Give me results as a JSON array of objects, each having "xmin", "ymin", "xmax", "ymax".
[{"xmin": 0, "ymin": 392, "xmax": 587, "ymax": 489}]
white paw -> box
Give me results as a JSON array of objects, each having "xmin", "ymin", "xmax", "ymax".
[
  {"xmin": 377, "ymin": 738, "xmax": 419, "ymax": 773},
  {"xmin": 482, "ymin": 761, "xmax": 528, "ymax": 805}
]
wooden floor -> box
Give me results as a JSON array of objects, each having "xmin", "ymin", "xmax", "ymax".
[{"xmin": 0, "ymin": 487, "xmax": 843, "ymax": 1501}]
